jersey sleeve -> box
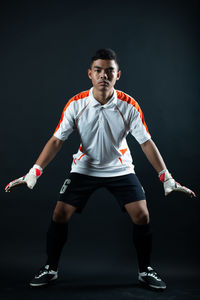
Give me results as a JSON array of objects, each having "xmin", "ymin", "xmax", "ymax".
[
  {"xmin": 129, "ymin": 104, "xmax": 151, "ymax": 144},
  {"xmin": 54, "ymin": 100, "xmax": 75, "ymax": 141}
]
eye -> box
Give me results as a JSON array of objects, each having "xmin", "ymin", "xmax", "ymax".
[{"xmin": 107, "ymin": 69, "xmax": 115, "ymax": 74}]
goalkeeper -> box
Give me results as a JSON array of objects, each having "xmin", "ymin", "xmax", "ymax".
[{"xmin": 5, "ymin": 49, "xmax": 196, "ymax": 290}]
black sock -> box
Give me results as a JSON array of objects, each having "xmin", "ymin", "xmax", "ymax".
[
  {"xmin": 46, "ymin": 220, "xmax": 68, "ymax": 271},
  {"xmin": 132, "ymin": 222, "xmax": 152, "ymax": 272}
]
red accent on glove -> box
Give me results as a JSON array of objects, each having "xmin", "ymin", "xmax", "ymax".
[
  {"xmin": 35, "ymin": 169, "xmax": 42, "ymax": 177},
  {"xmin": 159, "ymin": 173, "xmax": 165, "ymax": 182},
  {"xmin": 5, "ymin": 183, "xmax": 9, "ymax": 190}
]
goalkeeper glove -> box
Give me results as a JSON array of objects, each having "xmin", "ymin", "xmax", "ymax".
[
  {"xmin": 5, "ymin": 164, "xmax": 43, "ymax": 192},
  {"xmin": 159, "ymin": 169, "xmax": 196, "ymax": 197}
]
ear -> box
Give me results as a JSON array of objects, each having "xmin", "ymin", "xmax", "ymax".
[
  {"xmin": 116, "ymin": 70, "xmax": 121, "ymax": 81},
  {"xmin": 88, "ymin": 69, "xmax": 92, "ymax": 80}
]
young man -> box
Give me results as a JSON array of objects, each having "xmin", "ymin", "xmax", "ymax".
[{"xmin": 5, "ymin": 49, "xmax": 195, "ymax": 290}]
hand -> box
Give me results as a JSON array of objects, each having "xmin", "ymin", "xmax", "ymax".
[
  {"xmin": 5, "ymin": 164, "xmax": 43, "ymax": 192},
  {"xmin": 159, "ymin": 169, "xmax": 196, "ymax": 198}
]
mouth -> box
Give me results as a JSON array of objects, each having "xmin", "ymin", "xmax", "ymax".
[{"xmin": 98, "ymin": 81, "xmax": 109, "ymax": 86}]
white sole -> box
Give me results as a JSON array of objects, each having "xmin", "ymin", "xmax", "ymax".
[
  {"xmin": 139, "ymin": 279, "xmax": 166, "ymax": 290},
  {"xmin": 29, "ymin": 275, "xmax": 58, "ymax": 287}
]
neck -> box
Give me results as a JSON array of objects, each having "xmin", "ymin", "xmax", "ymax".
[{"xmin": 93, "ymin": 88, "xmax": 114, "ymax": 105}]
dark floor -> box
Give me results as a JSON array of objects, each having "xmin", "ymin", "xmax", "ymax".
[{"xmin": 1, "ymin": 264, "xmax": 199, "ymax": 300}]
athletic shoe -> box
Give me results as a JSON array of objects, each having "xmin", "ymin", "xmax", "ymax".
[
  {"xmin": 138, "ymin": 266, "xmax": 166, "ymax": 290},
  {"xmin": 29, "ymin": 265, "xmax": 58, "ymax": 287}
]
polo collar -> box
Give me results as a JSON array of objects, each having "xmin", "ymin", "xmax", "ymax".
[{"xmin": 89, "ymin": 87, "xmax": 117, "ymax": 108}]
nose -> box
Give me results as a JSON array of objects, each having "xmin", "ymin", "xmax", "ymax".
[{"xmin": 100, "ymin": 70, "xmax": 108, "ymax": 79}]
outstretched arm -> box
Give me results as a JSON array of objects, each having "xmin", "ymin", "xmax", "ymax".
[
  {"xmin": 5, "ymin": 136, "xmax": 64, "ymax": 192},
  {"xmin": 35, "ymin": 135, "xmax": 64, "ymax": 169},
  {"xmin": 140, "ymin": 139, "xmax": 166, "ymax": 173},
  {"xmin": 141, "ymin": 139, "xmax": 196, "ymax": 197}
]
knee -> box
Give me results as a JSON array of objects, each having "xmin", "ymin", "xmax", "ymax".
[
  {"xmin": 52, "ymin": 202, "xmax": 77, "ymax": 223},
  {"xmin": 125, "ymin": 200, "xmax": 150, "ymax": 226},
  {"xmin": 132, "ymin": 210, "xmax": 150, "ymax": 225},
  {"xmin": 52, "ymin": 208, "xmax": 72, "ymax": 223}
]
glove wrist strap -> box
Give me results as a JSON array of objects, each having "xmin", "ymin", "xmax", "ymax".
[
  {"xmin": 33, "ymin": 164, "xmax": 43, "ymax": 172},
  {"xmin": 159, "ymin": 169, "xmax": 172, "ymax": 182},
  {"xmin": 31, "ymin": 164, "xmax": 43, "ymax": 177}
]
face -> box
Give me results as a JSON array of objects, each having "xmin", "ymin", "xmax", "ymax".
[{"xmin": 88, "ymin": 59, "xmax": 121, "ymax": 92}]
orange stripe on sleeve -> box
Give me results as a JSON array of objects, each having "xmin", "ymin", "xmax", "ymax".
[
  {"xmin": 116, "ymin": 91, "xmax": 150, "ymax": 134},
  {"xmin": 54, "ymin": 90, "xmax": 89, "ymax": 134}
]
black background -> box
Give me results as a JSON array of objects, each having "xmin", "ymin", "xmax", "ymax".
[{"xmin": 1, "ymin": 0, "xmax": 199, "ymax": 299}]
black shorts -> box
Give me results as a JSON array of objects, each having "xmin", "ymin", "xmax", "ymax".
[{"xmin": 58, "ymin": 173, "xmax": 146, "ymax": 213}]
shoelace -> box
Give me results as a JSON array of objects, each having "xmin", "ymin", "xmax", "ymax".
[
  {"xmin": 35, "ymin": 269, "xmax": 48, "ymax": 279},
  {"xmin": 147, "ymin": 271, "xmax": 161, "ymax": 281}
]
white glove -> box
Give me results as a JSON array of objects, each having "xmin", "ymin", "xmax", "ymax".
[
  {"xmin": 159, "ymin": 169, "xmax": 196, "ymax": 197},
  {"xmin": 5, "ymin": 164, "xmax": 43, "ymax": 192}
]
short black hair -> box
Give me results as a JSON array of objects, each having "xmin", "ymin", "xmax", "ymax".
[{"xmin": 91, "ymin": 48, "xmax": 120, "ymax": 69}]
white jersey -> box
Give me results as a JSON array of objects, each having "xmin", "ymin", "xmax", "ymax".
[{"xmin": 54, "ymin": 87, "xmax": 151, "ymax": 177}]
